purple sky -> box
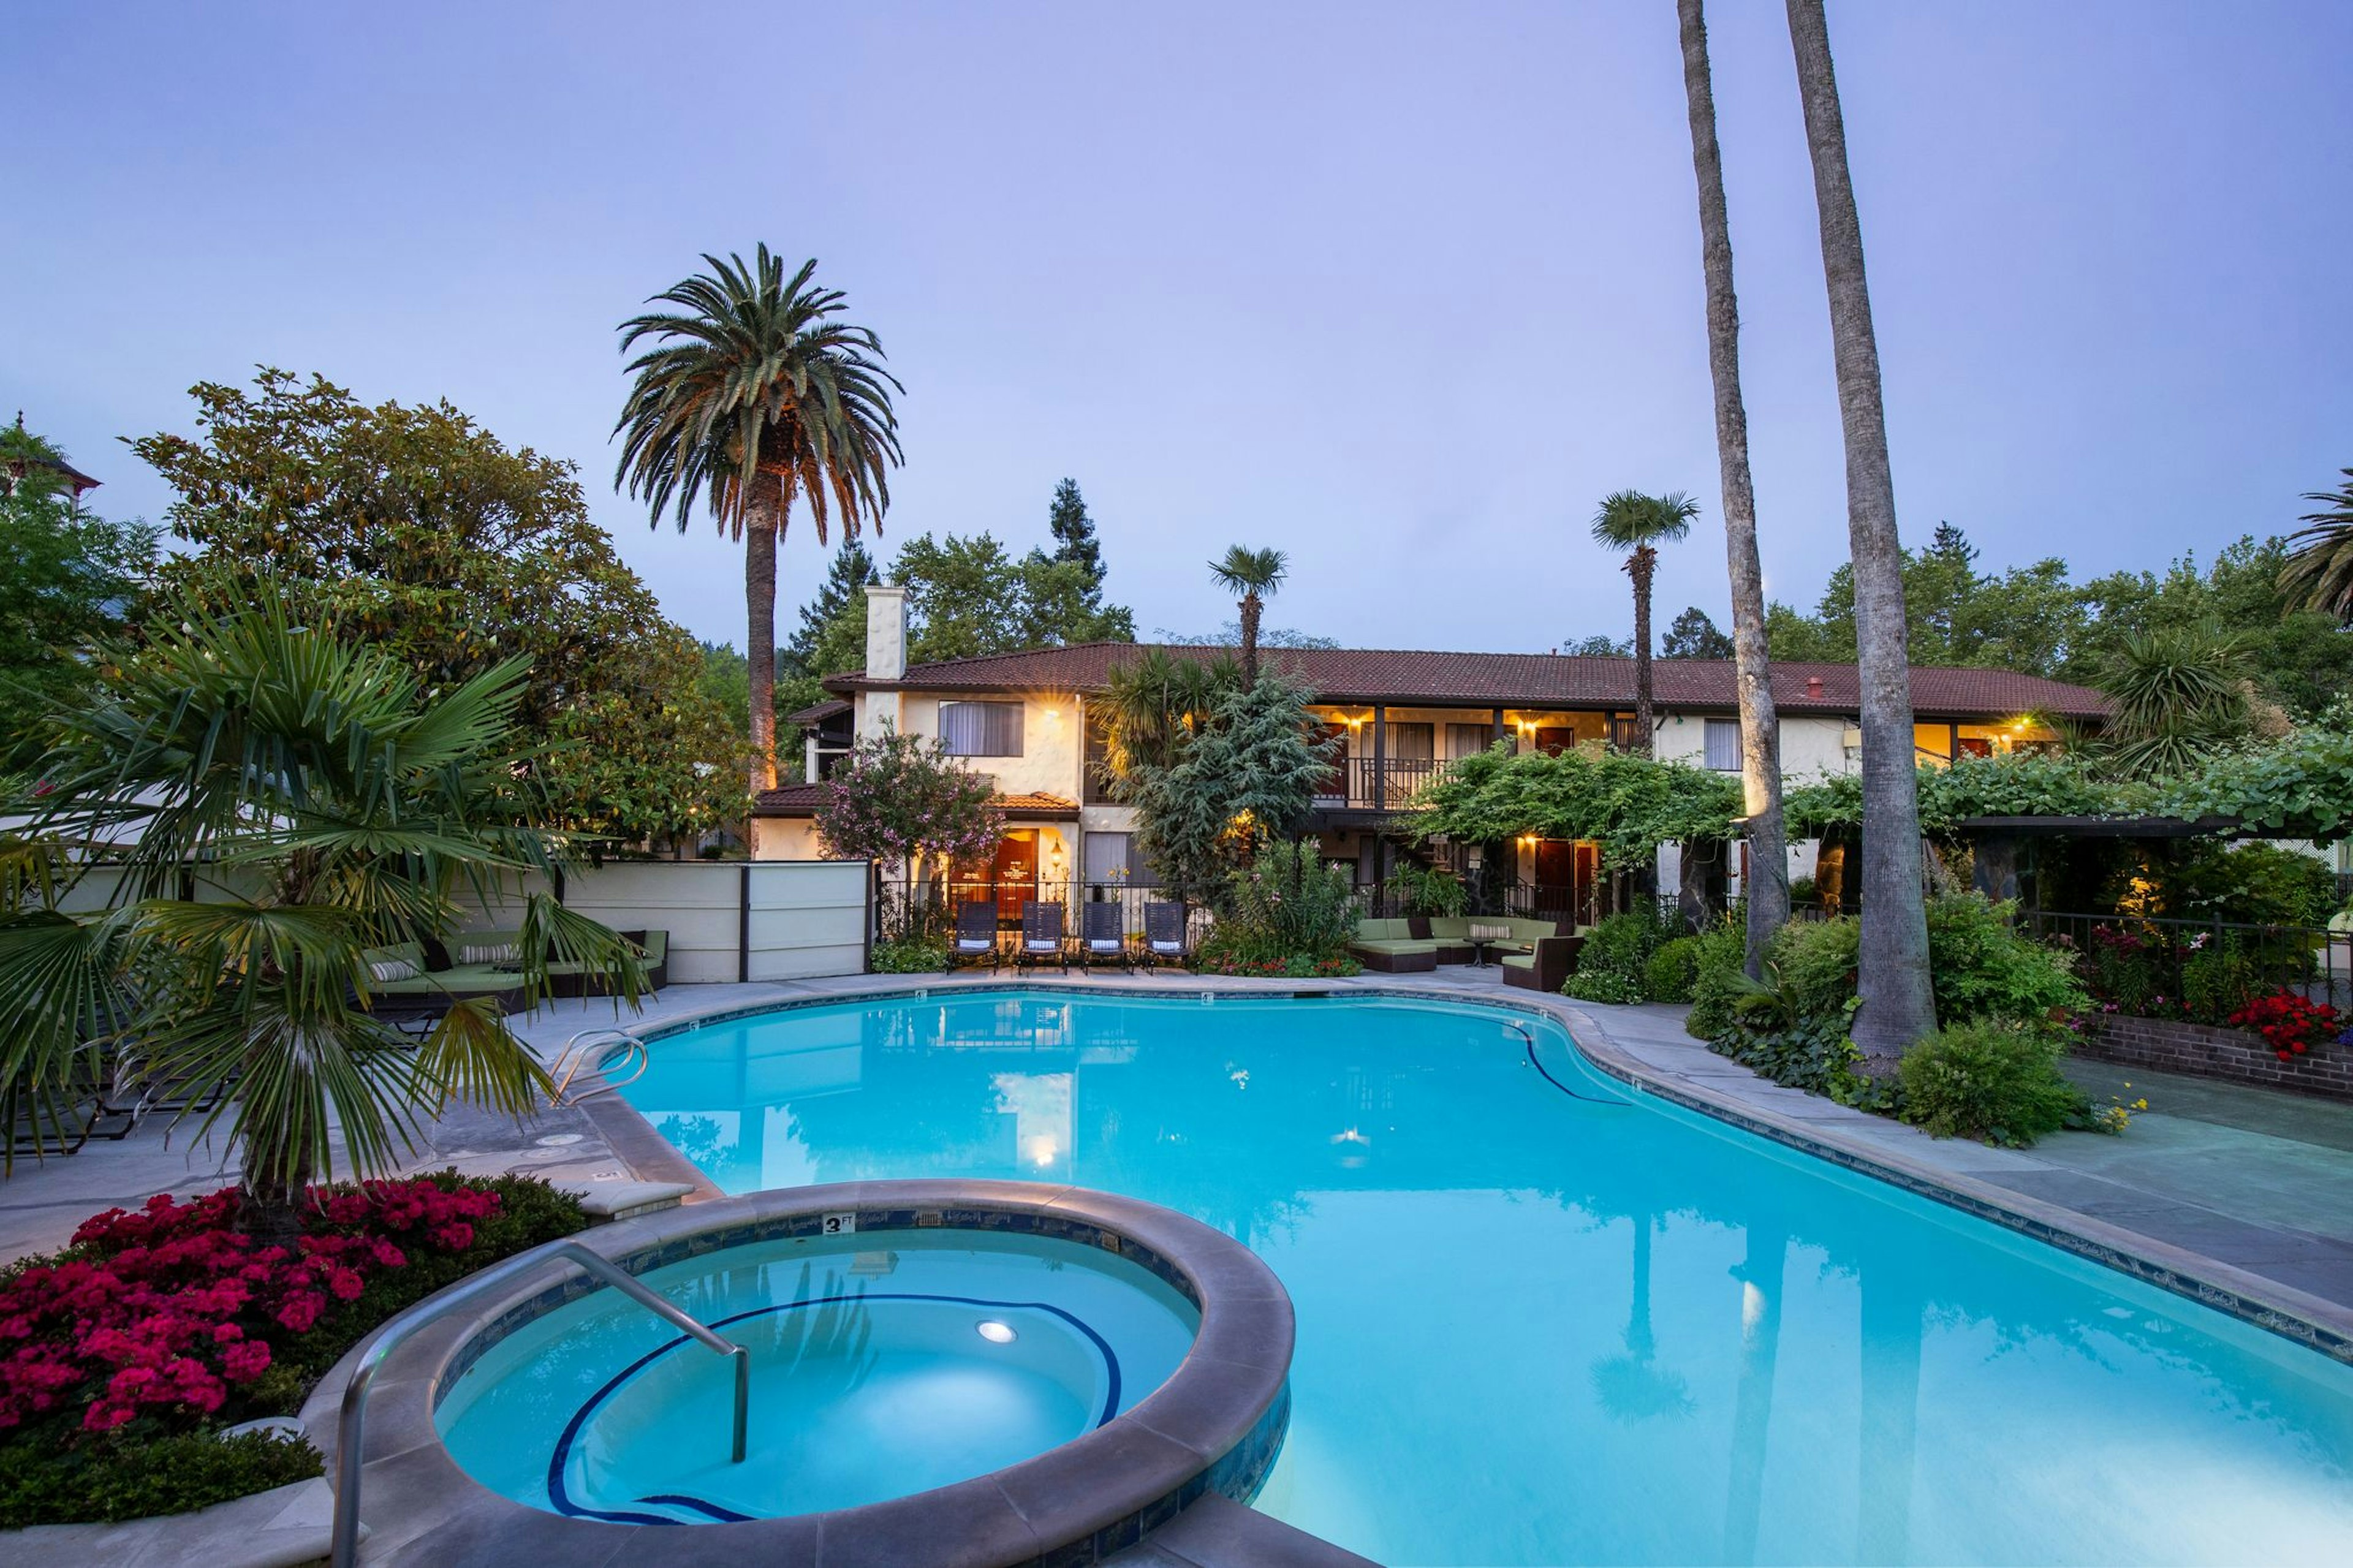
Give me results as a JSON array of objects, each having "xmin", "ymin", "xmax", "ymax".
[{"xmin": 8, "ymin": 1, "xmax": 2349, "ymax": 657}]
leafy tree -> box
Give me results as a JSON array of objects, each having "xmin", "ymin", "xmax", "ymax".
[
  {"xmin": 2283, "ymin": 468, "xmax": 2353, "ymax": 623},
  {"xmin": 0, "ymin": 423, "xmax": 156, "ymax": 771},
  {"xmin": 1788, "ymin": 0, "xmax": 1938, "ymax": 1063},
  {"xmin": 813, "ymin": 727, "xmax": 1002, "ymax": 874},
  {"xmin": 1116, "ymin": 675, "xmax": 1337, "ymax": 903},
  {"xmin": 1589, "ymin": 491, "xmax": 1699, "ymax": 754},
  {"xmin": 0, "ymin": 588, "xmax": 644, "ymax": 1232},
  {"xmin": 1208, "ymin": 545, "xmax": 1289, "ymax": 684},
  {"xmin": 615, "ymin": 247, "xmax": 903, "ymax": 790},
  {"xmin": 134, "ymin": 372, "xmax": 743, "ymax": 846},
  {"xmin": 890, "ymin": 529, "xmax": 1135, "ymax": 664},
  {"xmin": 1566, "ymin": 634, "xmax": 1634, "ymax": 657},
  {"xmin": 1660, "ymin": 607, "xmax": 1735, "ymax": 660},
  {"xmin": 1404, "ymin": 743, "xmax": 1743, "ymax": 873}
]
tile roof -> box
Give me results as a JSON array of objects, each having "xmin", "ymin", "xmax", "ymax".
[
  {"xmin": 820, "ymin": 642, "xmax": 2110, "ymax": 720},
  {"xmin": 784, "ymin": 697, "xmax": 851, "ymax": 725},
  {"xmin": 752, "ymin": 786, "xmax": 1078, "ymax": 819}
]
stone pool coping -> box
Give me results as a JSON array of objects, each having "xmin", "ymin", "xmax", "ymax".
[
  {"xmin": 570, "ymin": 975, "xmax": 2353, "ymax": 1368},
  {"xmin": 301, "ymin": 1180, "xmax": 1294, "ymax": 1567}
]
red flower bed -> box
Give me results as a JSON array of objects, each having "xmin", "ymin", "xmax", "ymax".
[
  {"xmin": 1, "ymin": 1177, "xmax": 501, "ymax": 1437},
  {"xmin": 2226, "ymin": 990, "xmax": 2341, "ymax": 1061}
]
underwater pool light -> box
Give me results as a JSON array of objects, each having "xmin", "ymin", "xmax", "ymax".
[{"xmin": 976, "ymin": 1320, "xmax": 1017, "ymax": 1344}]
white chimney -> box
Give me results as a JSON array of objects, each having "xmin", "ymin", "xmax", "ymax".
[
  {"xmin": 865, "ymin": 582, "xmax": 907, "ymax": 682},
  {"xmin": 860, "ymin": 581, "xmax": 908, "ymax": 740}
]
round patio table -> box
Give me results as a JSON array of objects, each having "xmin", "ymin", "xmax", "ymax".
[{"xmin": 1468, "ymin": 936, "xmax": 1497, "ymax": 968}]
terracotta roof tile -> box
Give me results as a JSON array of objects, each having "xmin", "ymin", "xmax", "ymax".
[
  {"xmin": 820, "ymin": 642, "xmax": 2110, "ymax": 720},
  {"xmin": 752, "ymin": 786, "xmax": 1078, "ymax": 819}
]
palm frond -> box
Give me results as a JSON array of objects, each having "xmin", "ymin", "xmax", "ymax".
[
  {"xmin": 2281, "ymin": 468, "xmax": 2353, "ymax": 622},
  {"xmin": 1591, "ymin": 490, "xmax": 1701, "ymax": 551}
]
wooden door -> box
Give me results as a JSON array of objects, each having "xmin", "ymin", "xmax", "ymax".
[
  {"xmin": 1533, "ymin": 839, "xmax": 1574, "ymax": 915},
  {"xmin": 993, "ymin": 832, "xmax": 1036, "ymax": 923},
  {"xmin": 1316, "ymin": 723, "xmax": 1349, "ymax": 805}
]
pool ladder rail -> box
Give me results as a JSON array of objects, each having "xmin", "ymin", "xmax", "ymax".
[
  {"xmin": 329, "ymin": 1240, "xmax": 749, "ymax": 1568},
  {"xmin": 549, "ymin": 1027, "xmax": 651, "ymax": 1105}
]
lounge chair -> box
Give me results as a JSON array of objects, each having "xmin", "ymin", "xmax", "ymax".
[
  {"xmin": 946, "ymin": 901, "xmax": 1001, "ymax": 972},
  {"xmin": 1080, "ymin": 903, "xmax": 1129, "ymax": 972},
  {"xmin": 1142, "ymin": 901, "xmax": 1189, "ymax": 971},
  {"xmin": 1018, "ymin": 903, "xmax": 1069, "ymax": 973}
]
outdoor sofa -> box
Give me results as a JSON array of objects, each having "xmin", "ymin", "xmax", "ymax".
[
  {"xmin": 357, "ymin": 928, "xmax": 669, "ymax": 1020},
  {"xmin": 1349, "ymin": 917, "xmax": 1440, "ymax": 972},
  {"xmin": 1419, "ymin": 915, "xmax": 1560, "ymax": 965},
  {"xmin": 1501, "ymin": 935, "xmax": 1584, "ymax": 992}
]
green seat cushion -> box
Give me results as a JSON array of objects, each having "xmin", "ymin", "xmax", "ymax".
[
  {"xmin": 1352, "ymin": 938, "xmax": 1439, "ymax": 956},
  {"xmin": 1499, "ymin": 953, "xmax": 1536, "ymax": 971},
  {"xmin": 1354, "ymin": 917, "xmax": 1410, "ymax": 942},
  {"xmin": 1427, "ymin": 918, "xmax": 1472, "ymax": 940}
]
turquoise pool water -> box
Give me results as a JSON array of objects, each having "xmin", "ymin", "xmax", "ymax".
[
  {"xmin": 613, "ymin": 991, "xmax": 2353, "ymax": 1564},
  {"xmin": 438, "ymin": 1230, "xmax": 1198, "ymax": 1521}
]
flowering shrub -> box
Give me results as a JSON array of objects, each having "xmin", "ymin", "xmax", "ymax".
[
  {"xmin": 2226, "ymin": 990, "xmax": 2341, "ymax": 1061},
  {"xmin": 0, "ymin": 1172, "xmax": 585, "ymax": 1528}
]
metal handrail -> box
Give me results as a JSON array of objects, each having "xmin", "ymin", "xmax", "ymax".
[
  {"xmin": 550, "ymin": 1028, "xmax": 650, "ymax": 1105},
  {"xmin": 329, "ymin": 1240, "xmax": 749, "ymax": 1568}
]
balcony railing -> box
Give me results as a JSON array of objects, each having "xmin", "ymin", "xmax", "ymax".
[{"xmin": 1314, "ymin": 757, "xmax": 1453, "ymax": 811}]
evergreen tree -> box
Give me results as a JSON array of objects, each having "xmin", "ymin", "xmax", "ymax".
[
  {"xmin": 1046, "ymin": 478, "xmax": 1104, "ymax": 581},
  {"xmin": 1661, "ymin": 607, "xmax": 1736, "ymax": 659},
  {"xmin": 782, "ymin": 541, "xmax": 877, "ymax": 679}
]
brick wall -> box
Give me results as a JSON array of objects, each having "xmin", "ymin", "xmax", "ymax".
[{"xmin": 2074, "ymin": 1014, "xmax": 2353, "ymax": 1102}]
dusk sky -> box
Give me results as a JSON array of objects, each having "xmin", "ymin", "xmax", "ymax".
[{"xmin": 8, "ymin": 1, "xmax": 2349, "ymax": 658}]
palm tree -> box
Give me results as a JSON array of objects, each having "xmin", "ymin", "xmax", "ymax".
[
  {"xmin": 1590, "ymin": 490, "xmax": 1699, "ymax": 755},
  {"xmin": 1677, "ymin": 0, "xmax": 1790, "ymax": 973},
  {"xmin": 1096, "ymin": 645, "xmax": 1235, "ymax": 782},
  {"xmin": 615, "ymin": 247, "xmax": 903, "ymax": 792},
  {"xmin": 1785, "ymin": 0, "xmax": 1936, "ymax": 1067},
  {"xmin": 2095, "ymin": 623, "xmax": 2254, "ymax": 777},
  {"xmin": 2283, "ymin": 468, "xmax": 2353, "ymax": 621},
  {"xmin": 1208, "ymin": 546, "xmax": 1288, "ymax": 684},
  {"xmin": 0, "ymin": 585, "xmax": 644, "ymax": 1236}
]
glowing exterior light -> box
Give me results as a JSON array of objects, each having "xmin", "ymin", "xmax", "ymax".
[{"xmin": 976, "ymin": 1320, "xmax": 1017, "ymax": 1344}]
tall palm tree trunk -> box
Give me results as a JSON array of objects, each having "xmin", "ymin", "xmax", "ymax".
[
  {"xmin": 1629, "ymin": 547, "xmax": 1658, "ymax": 754},
  {"xmin": 1678, "ymin": 0, "xmax": 1790, "ymax": 975},
  {"xmin": 744, "ymin": 477, "xmax": 783, "ymax": 792},
  {"xmin": 1786, "ymin": 0, "xmax": 1935, "ymax": 1066},
  {"xmin": 1239, "ymin": 591, "xmax": 1263, "ymax": 684}
]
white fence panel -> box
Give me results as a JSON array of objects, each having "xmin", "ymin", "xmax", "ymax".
[{"xmin": 745, "ymin": 860, "xmax": 870, "ymax": 982}]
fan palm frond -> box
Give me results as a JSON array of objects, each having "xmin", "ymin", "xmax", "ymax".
[{"xmin": 2281, "ymin": 468, "xmax": 2353, "ymax": 622}]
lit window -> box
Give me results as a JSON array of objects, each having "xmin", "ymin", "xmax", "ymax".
[{"xmin": 939, "ymin": 701, "xmax": 1024, "ymax": 757}]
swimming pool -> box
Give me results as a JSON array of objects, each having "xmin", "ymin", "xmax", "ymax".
[{"xmin": 616, "ymin": 990, "xmax": 2353, "ymax": 1565}]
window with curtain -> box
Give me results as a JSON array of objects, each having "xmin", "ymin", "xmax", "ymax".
[
  {"xmin": 939, "ymin": 700, "xmax": 1025, "ymax": 757},
  {"xmin": 1083, "ymin": 831, "xmax": 1153, "ymax": 885},
  {"xmin": 1387, "ymin": 722, "xmax": 1434, "ymax": 760},
  {"xmin": 1703, "ymin": 717, "xmax": 1742, "ymax": 772},
  {"xmin": 1446, "ymin": 722, "xmax": 1493, "ymax": 760}
]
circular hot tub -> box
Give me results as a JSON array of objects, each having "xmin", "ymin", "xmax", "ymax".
[{"xmin": 313, "ymin": 1182, "xmax": 1292, "ymax": 1566}]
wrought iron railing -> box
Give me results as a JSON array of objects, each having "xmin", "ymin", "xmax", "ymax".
[{"xmin": 2024, "ymin": 909, "xmax": 2351, "ymax": 1023}]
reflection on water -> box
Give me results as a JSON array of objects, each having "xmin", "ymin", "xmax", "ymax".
[{"xmin": 620, "ymin": 993, "xmax": 2353, "ymax": 1566}]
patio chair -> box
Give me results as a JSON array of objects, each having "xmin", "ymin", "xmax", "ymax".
[
  {"xmin": 1018, "ymin": 903, "xmax": 1069, "ymax": 973},
  {"xmin": 946, "ymin": 901, "xmax": 1001, "ymax": 972},
  {"xmin": 1080, "ymin": 902, "xmax": 1129, "ymax": 972},
  {"xmin": 1142, "ymin": 901, "xmax": 1189, "ymax": 972}
]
